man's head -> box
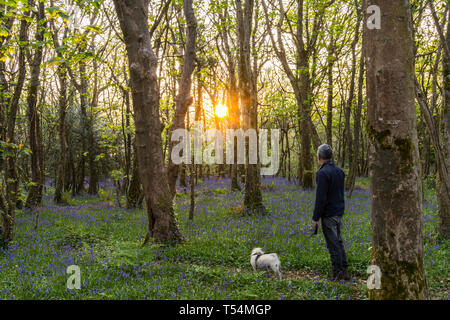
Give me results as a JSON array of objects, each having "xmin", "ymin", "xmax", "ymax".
[{"xmin": 317, "ymin": 144, "xmax": 333, "ymax": 164}]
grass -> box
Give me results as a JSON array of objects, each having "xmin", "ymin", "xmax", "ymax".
[{"xmin": 0, "ymin": 176, "xmax": 448, "ymax": 300}]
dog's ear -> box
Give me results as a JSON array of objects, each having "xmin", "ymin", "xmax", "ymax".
[{"xmin": 252, "ymin": 247, "xmax": 263, "ymax": 255}]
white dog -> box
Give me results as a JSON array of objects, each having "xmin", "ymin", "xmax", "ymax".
[{"xmin": 250, "ymin": 248, "xmax": 282, "ymax": 279}]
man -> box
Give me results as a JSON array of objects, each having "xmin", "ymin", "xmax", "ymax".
[{"xmin": 312, "ymin": 144, "xmax": 350, "ymax": 281}]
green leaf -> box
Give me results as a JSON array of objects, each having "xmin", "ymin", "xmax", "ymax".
[
  {"xmin": 57, "ymin": 11, "xmax": 70, "ymax": 20},
  {"xmin": 0, "ymin": 27, "xmax": 9, "ymax": 37},
  {"xmin": 86, "ymin": 25, "xmax": 103, "ymax": 34},
  {"xmin": 55, "ymin": 45, "xmax": 68, "ymax": 53},
  {"xmin": 47, "ymin": 57, "xmax": 61, "ymax": 66}
]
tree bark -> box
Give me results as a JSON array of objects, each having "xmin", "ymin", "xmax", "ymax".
[
  {"xmin": 194, "ymin": 70, "xmax": 203, "ymax": 184},
  {"xmin": 127, "ymin": 139, "xmax": 144, "ymax": 209},
  {"xmin": 343, "ymin": 9, "xmax": 362, "ymax": 191},
  {"xmin": 187, "ymin": 101, "xmax": 195, "ymax": 221},
  {"xmin": 122, "ymin": 79, "xmax": 132, "ymax": 193},
  {"xmin": 25, "ymin": 0, "xmax": 46, "ymax": 209},
  {"xmin": 51, "ymin": 23, "xmax": 69, "ymax": 204},
  {"xmin": 54, "ymin": 64, "xmax": 68, "ymax": 204},
  {"xmin": 0, "ymin": 5, "xmax": 14, "ymax": 159},
  {"xmin": 76, "ymin": 60, "xmax": 88, "ymax": 194},
  {"xmin": 113, "ymin": 0, "xmax": 183, "ymax": 244},
  {"xmin": 326, "ymin": 44, "xmax": 334, "ymax": 147},
  {"xmin": 438, "ymin": 9, "xmax": 450, "ymax": 238},
  {"xmin": 364, "ymin": 0, "xmax": 427, "ymax": 299},
  {"xmin": 1, "ymin": 9, "xmax": 30, "ymax": 242},
  {"xmin": 88, "ymin": 45, "xmax": 99, "ymax": 195},
  {"xmin": 167, "ymin": 0, "xmax": 198, "ymax": 196},
  {"xmin": 236, "ymin": 0, "xmax": 264, "ymax": 212},
  {"xmin": 347, "ymin": 45, "xmax": 365, "ymax": 197}
]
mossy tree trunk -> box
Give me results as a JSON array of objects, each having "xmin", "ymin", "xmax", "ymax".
[
  {"xmin": 0, "ymin": 9, "xmax": 30, "ymax": 242},
  {"xmin": 236, "ymin": 0, "xmax": 264, "ymax": 212},
  {"xmin": 51, "ymin": 21, "xmax": 69, "ymax": 205},
  {"xmin": 347, "ymin": 45, "xmax": 365, "ymax": 196},
  {"xmin": 54, "ymin": 64, "xmax": 68, "ymax": 204},
  {"xmin": 345, "ymin": 4, "xmax": 363, "ymax": 192},
  {"xmin": 76, "ymin": 60, "xmax": 88, "ymax": 195},
  {"xmin": 88, "ymin": 46, "xmax": 100, "ymax": 196},
  {"xmin": 326, "ymin": 40, "xmax": 334, "ymax": 147},
  {"xmin": 25, "ymin": 0, "xmax": 46, "ymax": 209},
  {"xmin": 438, "ymin": 9, "xmax": 450, "ymax": 238},
  {"xmin": 364, "ymin": 0, "xmax": 428, "ymax": 299},
  {"xmin": 179, "ymin": 164, "xmax": 187, "ymax": 189},
  {"xmin": 126, "ymin": 141, "xmax": 144, "ymax": 209},
  {"xmin": 167, "ymin": 0, "xmax": 197, "ymax": 197},
  {"xmin": 113, "ymin": 0, "xmax": 183, "ymax": 244}
]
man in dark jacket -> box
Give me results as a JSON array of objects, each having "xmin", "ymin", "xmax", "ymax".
[{"xmin": 312, "ymin": 144, "xmax": 350, "ymax": 281}]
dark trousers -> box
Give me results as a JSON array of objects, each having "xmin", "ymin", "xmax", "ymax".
[{"xmin": 322, "ymin": 215, "xmax": 348, "ymax": 275}]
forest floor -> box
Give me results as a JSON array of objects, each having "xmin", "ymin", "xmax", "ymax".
[{"xmin": 0, "ymin": 176, "xmax": 448, "ymax": 300}]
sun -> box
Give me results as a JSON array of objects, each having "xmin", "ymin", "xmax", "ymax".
[{"xmin": 215, "ymin": 104, "xmax": 228, "ymax": 118}]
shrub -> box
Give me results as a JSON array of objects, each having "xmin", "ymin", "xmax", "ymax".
[
  {"xmin": 60, "ymin": 190, "xmax": 71, "ymax": 204},
  {"xmin": 99, "ymin": 188, "xmax": 114, "ymax": 203}
]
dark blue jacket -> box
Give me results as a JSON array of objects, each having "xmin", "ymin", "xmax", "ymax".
[{"xmin": 312, "ymin": 160, "xmax": 345, "ymax": 221}]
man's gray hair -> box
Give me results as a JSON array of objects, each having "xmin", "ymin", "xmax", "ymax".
[{"xmin": 317, "ymin": 144, "xmax": 333, "ymax": 160}]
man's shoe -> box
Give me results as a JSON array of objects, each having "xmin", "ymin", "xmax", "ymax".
[{"xmin": 328, "ymin": 271, "xmax": 350, "ymax": 281}]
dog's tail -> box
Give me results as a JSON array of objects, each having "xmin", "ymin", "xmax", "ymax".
[{"xmin": 271, "ymin": 253, "xmax": 282, "ymax": 279}]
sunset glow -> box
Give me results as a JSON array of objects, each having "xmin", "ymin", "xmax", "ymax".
[{"xmin": 215, "ymin": 104, "xmax": 228, "ymax": 118}]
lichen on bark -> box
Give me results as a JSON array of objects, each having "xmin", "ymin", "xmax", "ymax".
[
  {"xmin": 364, "ymin": 0, "xmax": 428, "ymax": 299},
  {"xmin": 369, "ymin": 247, "xmax": 427, "ymax": 300}
]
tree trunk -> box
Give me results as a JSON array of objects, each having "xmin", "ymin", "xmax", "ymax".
[
  {"xmin": 1, "ymin": 11, "xmax": 30, "ymax": 242},
  {"xmin": 0, "ymin": 6, "xmax": 14, "ymax": 162},
  {"xmin": 194, "ymin": 70, "xmax": 203, "ymax": 185},
  {"xmin": 113, "ymin": 0, "xmax": 183, "ymax": 244},
  {"xmin": 236, "ymin": 0, "xmax": 264, "ymax": 212},
  {"xmin": 88, "ymin": 44, "xmax": 99, "ymax": 195},
  {"xmin": 25, "ymin": 0, "xmax": 45, "ymax": 208},
  {"xmin": 229, "ymin": 62, "xmax": 241, "ymax": 191},
  {"xmin": 297, "ymin": 46, "xmax": 314, "ymax": 189},
  {"xmin": 76, "ymin": 61, "xmax": 88, "ymax": 194},
  {"xmin": 127, "ymin": 140, "xmax": 144, "ymax": 209},
  {"xmin": 179, "ymin": 163, "xmax": 187, "ymax": 189},
  {"xmin": 344, "ymin": 6, "xmax": 362, "ymax": 191},
  {"xmin": 187, "ymin": 100, "xmax": 195, "ymax": 221},
  {"xmin": 287, "ymin": 128, "xmax": 291, "ymax": 181},
  {"xmin": 54, "ymin": 64, "xmax": 68, "ymax": 204},
  {"xmin": 438, "ymin": 11, "xmax": 450, "ymax": 238},
  {"xmin": 167, "ymin": 0, "xmax": 197, "ymax": 196},
  {"xmin": 122, "ymin": 83, "xmax": 132, "ymax": 194},
  {"xmin": 326, "ymin": 47, "xmax": 334, "ymax": 147},
  {"xmin": 364, "ymin": 0, "xmax": 427, "ymax": 299},
  {"xmin": 347, "ymin": 44, "xmax": 365, "ymax": 197},
  {"xmin": 51, "ymin": 22, "xmax": 70, "ymax": 203},
  {"xmin": 337, "ymin": 101, "xmax": 344, "ymax": 166}
]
